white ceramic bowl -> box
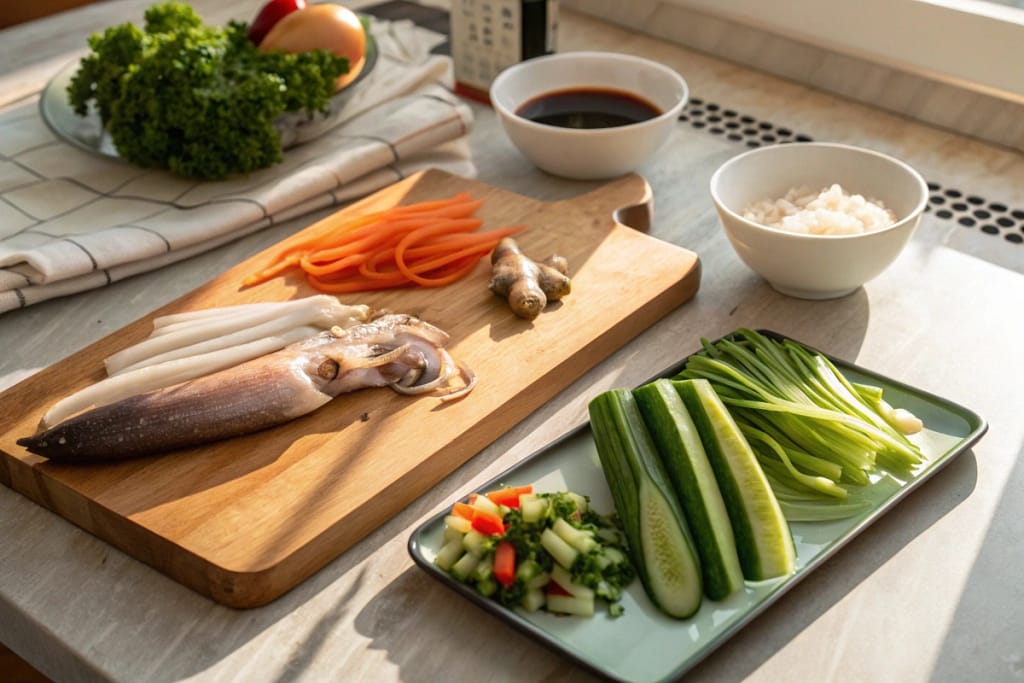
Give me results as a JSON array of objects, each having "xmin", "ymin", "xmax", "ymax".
[
  {"xmin": 710, "ymin": 142, "xmax": 928, "ymax": 299},
  {"xmin": 490, "ymin": 51, "xmax": 688, "ymax": 180}
]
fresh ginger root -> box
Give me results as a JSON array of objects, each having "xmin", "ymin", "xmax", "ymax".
[{"xmin": 488, "ymin": 237, "xmax": 571, "ymax": 320}]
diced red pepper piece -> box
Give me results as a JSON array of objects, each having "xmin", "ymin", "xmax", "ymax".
[
  {"xmin": 451, "ymin": 502, "xmax": 475, "ymax": 520},
  {"xmin": 494, "ymin": 541, "xmax": 516, "ymax": 588},
  {"xmin": 485, "ymin": 484, "xmax": 534, "ymax": 509},
  {"xmin": 546, "ymin": 580, "xmax": 572, "ymax": 597},
  {"xmin": 470, "ymin": 508, "xmax": 506, "ymax": 536}
]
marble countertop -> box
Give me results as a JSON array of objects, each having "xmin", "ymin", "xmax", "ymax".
[{"xmin": 1, "ymin": 1, "xmax": 1022, "ymax": 682}]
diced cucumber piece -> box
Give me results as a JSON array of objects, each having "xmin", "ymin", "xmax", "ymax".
[
  {"xmin": 476, "ymin": 575, "xmax": 498, "ymax": 597},
  {"xmin": 594, "ymin": 545, "xmax": 630, "ymax": 571},
  {"xmin": 589, "ymin": 389, "xmax": 704, "ymax": 619},
  {"xmin": 552, "ymin": 517, "xmax": 598, "ymax": 554},
  {"xmin": 551, "ymin": 564, "xmax": 594, "ymax": 600},
  {"xmin": 602, "ymin": 546, "xmax": 626, "ymax": 566},
  {"xmin": 443, "ymin": 526, "xmax": 465, "ymax": 544},
  {"xmin": 674, "ymin": 379, "xmax": 796, "ymax": 581},
  {"xmin": 470, "ymin": 494, "xmax": 501, "ymax": 516},
  {"xmin": 520, "ymin": 496, "xmax": 548, "ymax": 524},
  {"xmin": 568, "ymin": 492, "xmax": 588, "ymax": 514},
  {"xmin": 527, "ymin": 571, "xmax": 551, "ymax": 590},
  {"xmin": 541, "ymin": 527, "xmax": 578, "ymax": 569},
  {"xmin": 472, "ymin": 555, "xmax": 493, "ymax": 582},
  {"xmin": 547, "ymin": 593, "xmax": 595, "ymax": 618},
  {"xmin": 450, "ymin": 551, "xmax": 480, "ymax": 582},
  {"xmin": 444, "ymin": 515, "xmax": 472, "ymax": 534},
  {"xmin": 570, "ymin": 533, "xmax": 598, "ymax": 555},
  {"xmin": 435, "ymin": 538, "xmax": 465, "ymax": 572},
  {"xmin": 522, "ymin": 588, "xmax": 546, "ymax": 613},
  {"xmin": 515, "ymin": 558, "xmax": 544, "ymax": 584},
  {"xmin": 462, "ymin": 529, "xmax": 488, "ymax": 557},
  {"xmin": 595, "ymin": 579, "xmax": 621, "ymax": 602},
  {"xmin": 635, "ymin": 379, "xmax": 745, "ymax": 601}
]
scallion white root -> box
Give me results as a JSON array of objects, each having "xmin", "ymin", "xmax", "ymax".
[
  {"xmin": 105, "ymin": 296, "xmax": 370, "ymax": 375},
  {"xmin": 150, "ymin": 301, "xmax": 282, "ymax": 328}
]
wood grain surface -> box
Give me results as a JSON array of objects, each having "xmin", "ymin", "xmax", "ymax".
[
  {"xmin": 0, "ymin": 169, "xmax": 700, "ymax": 608},
  {"xmin": 0, "ymin": 641, "xmax": 49, "ymax": 683}
]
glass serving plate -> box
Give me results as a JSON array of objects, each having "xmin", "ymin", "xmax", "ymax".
[
  {"xmin": 38, "ymin": 30, "xmax": 379, "ymax": 160},
  {"xmin": 407, "ymin": 330, "xmax": 987, "ymax": 683}
]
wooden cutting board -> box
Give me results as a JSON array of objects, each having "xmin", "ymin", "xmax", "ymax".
[{"xmin": 0, "ymin": 169, "xmax": 700, "ymax": 608}]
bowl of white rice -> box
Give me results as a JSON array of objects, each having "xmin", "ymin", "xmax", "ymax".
[{"xmin": 710, "ymin": 142, "xmax": 928, "ymax": 299}]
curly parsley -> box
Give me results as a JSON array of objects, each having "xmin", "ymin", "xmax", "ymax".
[{"xmin": 67, "ymin": 2, "xmax": 348, "ymax": 179}]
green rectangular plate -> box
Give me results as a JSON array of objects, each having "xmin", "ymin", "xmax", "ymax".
[{"xmin": 407, "ymin": 331, "xmax": 988, "ymax": 682}]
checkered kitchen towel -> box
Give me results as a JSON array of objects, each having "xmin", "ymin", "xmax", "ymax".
[{"xmin": 0, "ymin": 17, "xmax": 476, "ymax": 314}]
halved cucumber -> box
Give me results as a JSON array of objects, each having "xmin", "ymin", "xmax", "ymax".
[
  {"xmin": 589, "ymin": 389, "xmax": 703, "ymax": 618},
  {"xmin": 673, "ymin": 379, "xmax": 796, "ymax": 581},
  {"xmin": 634, "ymin": 379, "xmax": 745, "ymax": 600}
]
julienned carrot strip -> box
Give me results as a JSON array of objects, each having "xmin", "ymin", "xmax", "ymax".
[
  {"xmin": 357, "ymin": 249, "xmax": 400, "ymax": 279},
  {"xmin": 307, "ymin": 200, "xmax": 484, "ymax": 254},
  {"xmin": 242, "ymin": 253, "xmax": 302, "ymax": 287},
  {"xmin": 241, "ymin": 193, "xmax": 479, "ymax": 287},
  {"xmin": 242, "ymin": 189, "xmax": 533, "ymax": 293},
  {"xmin": 258, "ymin": 200, "xmax": 477, "ymax": 278},
  {"xmin": 360, "ymin": 240, "xmax": 491, "ymax": 279},
  {"xmin": 303, "ymin": 217, "xmax": 484, "ymax": 271},
  {"xmin": 308, "ymin": 247, "xmax": 489, "ymax": 291},
  {"xmin": 392, "ymin": 223, "xmax": 486, "ymax": 284},
  {"xmin": 300, "ymin": 253, "xmax": 372, "ymax": 279},
  {"xmin": 242, "ymin": 212, "xmax": 383, "ymax": 286},
  {"xmin": 397, "ymin": 225, "xmax": 525, "ymax": 258},
  {"xmin": 386, "ymin": 192, "xmax": 474, "ymax": 216},
  {"xmin": 313, "ymin": 220, "xmax": 486, "ymax": 280},
  {"xmin": 394, "ymin": 224, "xmax": 525, "ymax": 287},
  {"xmin": 310, "ymin": 201, "xmax": 485, "ymax": 252},
  {"xmin": 306, "ymin": 274, "xmax": 413, "ymax": 293},
  {"xmin": 346, "ymin": 252, "xmax": 482, "ymax": 290},
  {"xmin": 299, "ymin": 223, "xmax": 485, "ymax": 282},
  {"xmin": 271, "ymin": 212, "xmax": 381, "ymax": 256},
  {"xmin": 361, "ymin": 246, "xmax": 468, "ymax": 280},
  {"xmin": 359, "ymin": 227, "xmax": 522, "ymax": 275},
  {"xmin": 339, "ymin": 226, "xmax": 522, "ymax": 290},
  {"xmin": 305, "ymin": 270, "xmax": 417, "ymax": 294},
  {"xmin": 396, "ymin": 256, "xmax": 482, "ymax": 288},
  {"xmin": 402, "ymin": 198, "xmax": 485, "ymax": 219},
  {"xmin": 299, "ymin": 236, "xmax": 398, "ymax": 277},
  {"xmin": 402, "ymin": 244, "xmax": 492, "ymax": 278}
]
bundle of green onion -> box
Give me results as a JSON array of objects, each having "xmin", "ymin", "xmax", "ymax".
[{"xmin": 675, "ymin": 329, "xmax": 926, "ymax": 521}]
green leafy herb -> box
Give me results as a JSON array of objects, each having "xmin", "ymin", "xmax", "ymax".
[{"xmin": 67, "ymin": 2, "xmax": 348, "ymax": 179}]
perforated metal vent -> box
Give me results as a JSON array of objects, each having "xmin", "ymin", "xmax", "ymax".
[{"xmin": 680, "ymin": 97, "xmax": 1023, "ymax": 245}]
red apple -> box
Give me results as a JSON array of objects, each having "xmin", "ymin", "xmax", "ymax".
[{"xmin": 247, "ymin": 0, "xmax": 307, "ymax": 45}]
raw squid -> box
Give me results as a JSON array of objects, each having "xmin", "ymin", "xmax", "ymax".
[{"xmin": 19, "ymin": 314, "xmax": 474, "ymax": 463}]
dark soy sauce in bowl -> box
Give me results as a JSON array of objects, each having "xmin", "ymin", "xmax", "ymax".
[{"xmin": 515, "ymin": 87, "xmax": 662, "ymax": 129}]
